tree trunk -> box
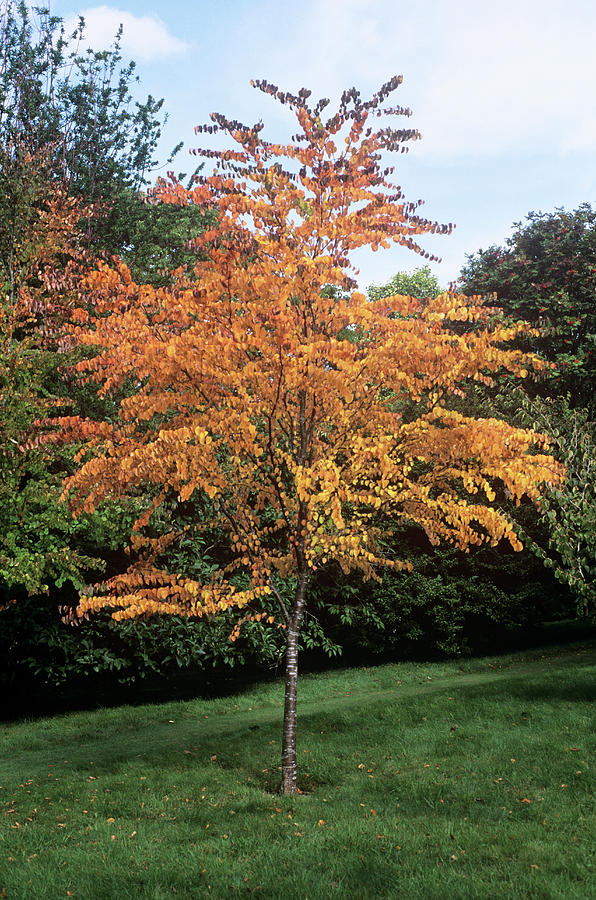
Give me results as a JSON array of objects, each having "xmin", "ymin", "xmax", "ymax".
[{"xmin": 280, "ymin": 574, "xmax": 307, "ymax": 794}]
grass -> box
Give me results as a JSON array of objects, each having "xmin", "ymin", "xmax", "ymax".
[{"xmin": 1, "ymin": 642, "xmax": 594, "ymax": 899}]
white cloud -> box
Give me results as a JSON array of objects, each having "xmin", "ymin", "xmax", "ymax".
[
  {"xmin": 411, "ymin": 0, "xmax": 596, "ymax": 158},
  {"xmin": 264, "ymin": 0, "xmax": 394, "ymax": 106},
  {"xmin": 63, "ymin": 6, "xmax": 189, "ymax": 62},
  {"xmin": 265, "ymin": 0, "xmax": 596, "ymax": 159}
]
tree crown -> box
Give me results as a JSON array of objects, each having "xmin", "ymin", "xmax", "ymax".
[{"xmin": 52, "ymin": 79, "xmax": 562, "ymax": 622}]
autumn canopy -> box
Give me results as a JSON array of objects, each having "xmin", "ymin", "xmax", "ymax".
[{"xmin": 53, "ymin": 78, "xmax": 563, "ymax": 792}]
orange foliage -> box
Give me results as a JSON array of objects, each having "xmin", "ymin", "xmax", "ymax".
[{"xmin": 54, "ymin": 79, "xmax": 563, "ymax": 624}]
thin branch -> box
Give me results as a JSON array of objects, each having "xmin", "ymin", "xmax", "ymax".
[{"xmin": 268, "ymin": 576, "xmax": 290, "ymax": 625}]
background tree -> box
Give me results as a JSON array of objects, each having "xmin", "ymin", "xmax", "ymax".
[
  {"xmin": 511, "ymin": 394, "xmax": 595, "ymax": 618},
  {"xmin": 54, "ymin": 79, "xmax": 562, "ymax": 793},
  {"xmin": 0, "ymin": 147, "xmax": 102, "ymax": 597},
  {"xmin": 0, "ymin": 2, "xmax": 214, "ymax": 693},
  {"xmin": 459, "ymin": 206, "xmax": 596, "ymax": 621},
  {"xmin": 0, "ymin": 0, "xmax": 210, "ymax": 278},
  {"xmin": 367, "ymin": 265, "xmax": 443, "ymax": 302},
  {"xmin": 459, "ymin": 204, "xmax": 596, "ymax": 411}
]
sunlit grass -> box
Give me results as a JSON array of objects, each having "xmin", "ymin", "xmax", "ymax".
[{"xmin": 1, "ymin": 642, "xmax": 594, "ymax": 898}]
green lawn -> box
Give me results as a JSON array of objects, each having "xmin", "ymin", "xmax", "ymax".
[{"xmin": 1, "ymin": 643, "xmax": 594, "ymax": 899}]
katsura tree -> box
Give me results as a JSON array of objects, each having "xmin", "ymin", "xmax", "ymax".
[{"xmin": 55, "ymin": 79, "xmax": 562, "ymax": 794}]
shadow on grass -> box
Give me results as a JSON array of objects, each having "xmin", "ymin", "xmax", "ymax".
[
  {"xmin": 5, "ymin": 621, "xmax": 595, "ymax": 724},
  {"xmin": 459, "ymin": 678, "xmax": 595, "ymax": 705},
  {"xmin": 3, "ymin": 641, "xmax": 594, "ymax": 794}
]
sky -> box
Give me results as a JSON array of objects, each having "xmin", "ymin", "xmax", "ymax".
[{"xmin": 44, "ymin": 0, "xmax": 596, "ymax": 291}]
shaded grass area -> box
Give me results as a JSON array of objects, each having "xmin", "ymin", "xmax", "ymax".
[
  {"xmin": 1, "ymin": 643, "xmax": 594, "ymax": 898},
  {"xmin": 5, "ymin": 617, "xmax": 596, "ymax": 724}
]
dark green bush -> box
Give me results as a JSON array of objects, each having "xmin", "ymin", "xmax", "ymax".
[{"xmin": 309, "ymin": 539, "xmax": 574, "ymax": 660}]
